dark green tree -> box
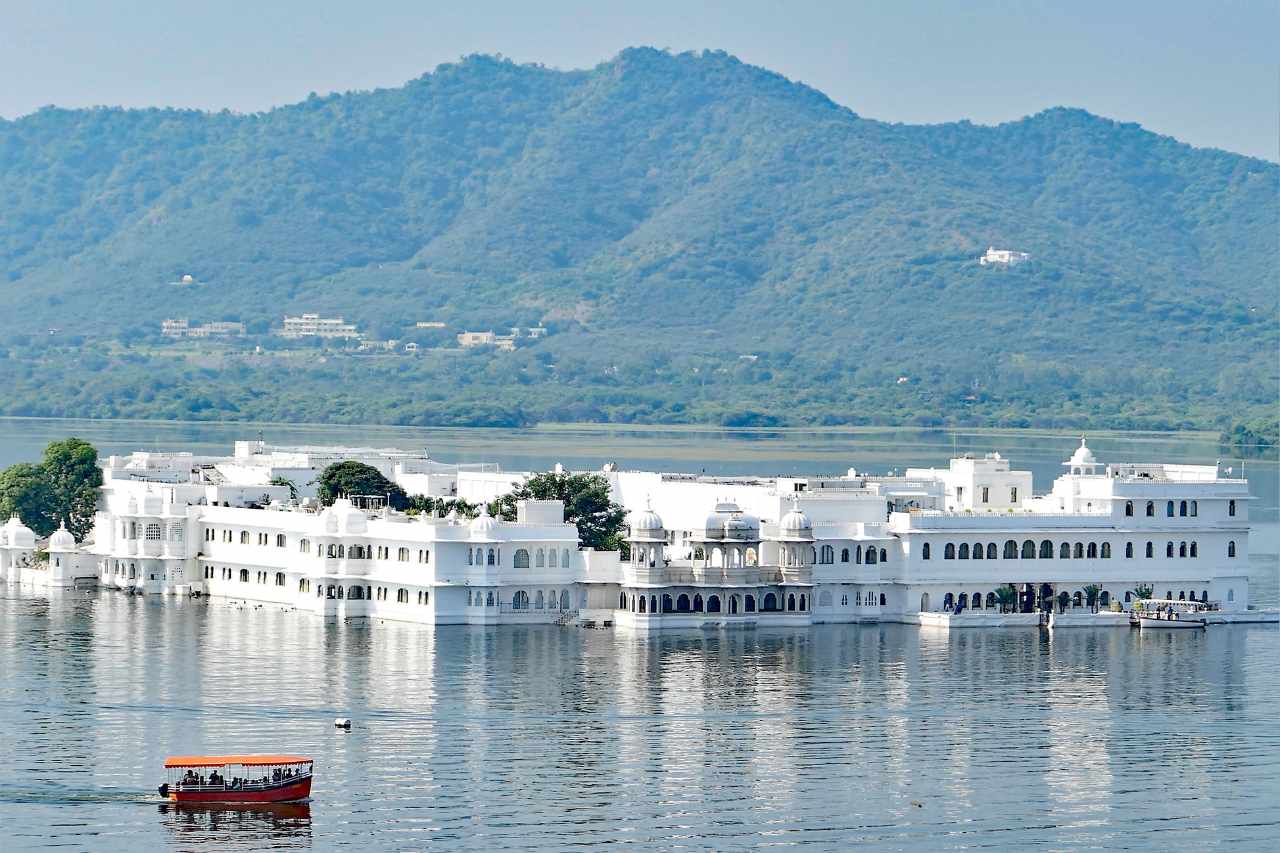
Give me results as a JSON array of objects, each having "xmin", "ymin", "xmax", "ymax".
[
  {"xmin": 313, "ymin": 461, "xmax": 409, "ymax": 510},
  {"xmin": 40, "ymin": 438, "xmax": 103, "ymax": 540},
  {"xmin": 0, "ymin": 462, "xmax": 54, "ymax": 536},
  {"xmin": 491, "ymin": 472, "xmax": 626, "ymax": 551},
  {"xmin": 406, "ymin": 495, "xmax": 478, "ymax": 518}
]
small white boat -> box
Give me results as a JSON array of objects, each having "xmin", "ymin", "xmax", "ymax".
[{"xmin": 1134, "ymin": 599, "xmax": 1209, "ymax": 630}]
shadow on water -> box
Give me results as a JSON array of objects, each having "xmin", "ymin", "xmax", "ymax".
[{"xmin": 158, "ymin": 802, "xmax": 312, "ymax": 848}]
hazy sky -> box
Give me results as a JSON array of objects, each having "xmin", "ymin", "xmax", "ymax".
[{"xmin": 2, "ymin": 0, "xmax": 1275, "ymax": 161}]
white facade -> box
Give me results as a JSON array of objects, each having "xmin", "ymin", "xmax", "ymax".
[
  {"xmin": 979, "ymin": 246, "xmax": 1031, "ymax": 266},
  {"xmin": 1, "ymin": 439, "xmax": 1260, "ymax": 628},
  {"xmin": 278, "ymin": 314, "xmax": 361, "ymax": 339}
]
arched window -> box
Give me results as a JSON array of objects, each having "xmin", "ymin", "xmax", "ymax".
[
  {"xmin": 1228, "ymin": 500, "xmax": 1236, "ymax": 517},
  {"xmin": 1124, "ymin": 501, "xmax": 1133, "ymax": 517},
  {"xmin": 819, "ymin": 545, "xmax": 834, "ymax": 564},
  {"xmin": 274, "ymin": 572, "xmax": 285, "ymax": 586},
  {"xmin": 560, "ymin": 590, "xmax": 571, "ymax": 610},
  {"xmin": 547, "ymin": 590, "xmax": 559, "ymax": 610},
  {"xmin": 349, "ymin": 586, "xmax": 364, "ymax": 600},
  {"xmin": 1004, "ymin": 540, "xmax": 1018, "ymax": 559},
  {"xmin": 987, "ymin": 543, "xmax": 998, "ymax": 560},
  {"xmin": 1073, "ymin": 591, "xmax": 1083, "ymax": 607},
  {"xmin": 1190, "ymin": 500, "xmax": 1197, "ymax": 516},
  {"xmin": 799, "ymin": 594, "xmax": 807, "ymax": 611},
  {"xmin": 943, "ymin": 593, "xmax": 954, "ymax": 610},
  {"xmin": 514, "ymin": 549, "xmax": 530, "ymax": 569},
  {"xmin": 1200, "ymin": 590, "xmax": 1208, "ymax": 602},
  {"xmin": 1190, "ymin": 542, "xmax": 1198, "ymax": 558},
  {"xmin": 787, "ymin": 594, "xmax": 797, "ymax": 612},
  {"xmin": 1228, "ymin": 588, "xmax": 1235, "ymax": 602},
  {"xmin": 880, "ymin": 593, "xmax": 887, "ymax": 606},
  {"xmin": 1228, "ymin": 541, "xmax": 1236, "ymax": 558},
  {"xmin": 562, "ymin": 549, "xmax": 572, "ymax": 568},
  {"xmin": 486, "ymin": 548, "xmax": 496, "ymax": 566},
  {"xmin": 638, "ymin": 596, "xmax": 646, "ymax": 613},
  {"xmin": 763, "ymin": 593, "xmax": 777, "ymax": 611},
  {"xmin": 536, "ymin": 590, "xmax": 546, "ymax": 609},
  {"xmin": 922, "ymin": 543, "xmax": 931, "ymax": 560},
  {"xmin": 662, "ymin": 594, "xmax": 673, "ymax": 613},
  {"xmin": 693, "ymin": 594, "xmax": 704, "ymax": 612},
  {"xmin": 649, "ymin": 595, "xmax": 657, "ymax": 614},
  {"xmin": 1121, "ymin": 542, "xmax": 1131, "ymax": 558},
  {"xmin": 397, "ymin": 588, "xmax": 408, "ymax": 603},
  {"xmin": 1166, "ymin": 542, "xmax": 1174, "ymax": 558},
  {"xmin": 513, "ymin": 590, "xmax": 529, "ymax": 610},
  {"xmin": 1074, "ymin": 542, "xmax": 1084, "ymax": 559},
  {"xmin": 1179, "ymin": 500, "xmax": 1187, "ymax": 517},
  {"xmin": 855, "ymin": 545, "xmax": 863, "ymax": 564},
  {"xmin": 746, "ymin": 595, "xmax": 756, "ymax": 612},
  {"xmin": 275, "ymin": 533, "xmax": 286, "ymax": 548},
  {"xmin": 1039, "ymin": 540, "xmax": 1053, "ymax": 559},
  {"xmin": 1146, "ymin": 501, "xmax": 1155, "ymax": 517},
  {"xmin": 985, "ymin": 592, "xmax": 996, "ymax": 609},
  {"xmin": 548, "ymin": 549, "xmax": 558, "ymax": 568},
  {"xmin": 1102, "ymin": 542, "xmax": 1112, "ymax": 558},
  {"xmin": 944, "ymin": 543, "xmax": 956, "ymax": 559},
  {"xmin": 810, "ymin": 547, "xmax": 818, "ymax": 564},
  {"xmin": 707, "ymin": 595, "xmax": 721, "ymax": 613},
  {"xmin": 1087, "ymin": 543, "xmax": 1098, "ymax": 559},
  {"xmin": 1178, "ymin": 590, "xmax": 1186, "ymax": 601},
  {"xmin": 1100, "ymin": 591, "xmax": 1110, "ymax": 606},
  {"xmin": 486, "ymin": 591, "xmax": 495, "ymax": 607},
  {"xmin": 1178, "ymin": 541, "xmax": 1187, "ymax": 558},
  {"xmin": 299, "ymin": 538, "xmax": 310, "ymax": 553},
  {"xmin": 1145, "ymin": 541, "xmax": 1154, "ymax": 558},
  {"xmin": 535, "ymin": 549, "xmax": 545, "ymax": 567},
  {"xmin": 958, "ymin": 543, "xmax": 969, "ymax": 559},
  {"xmin": 239, "ymin": 569, "xmax": 249, "ymax": 582},
  {"xmin": 1021, "ymin": 540, "xmax": 1036, "ymax": 559},
  {"xmin": 866, "ymin": 549, "xmax": 878, "ymax": 565},
  {"xmin": 397, "ymin": 547, "xmax": 409, "ymax": 562},
  {"xmin": 957, "ymin": 593, "xmax": 968, "ymax": 609},
  {"xmin": 1124, "ymin": 591, "xmax": 1131, "ymax": 603},
  {"xmin": 919, "ymin": 593, "xmax": 930, "ymax": 612},
  {"xmin": 1059, "ymin": 542, "xmax": 1070, "ymax": 559},
  {"xmin": 840, "ymin": 548, "xmax": 849, "ymax": 563},
  {"xmin": 972, "ymin": 542, "xmax": 984, "ymax": 560},
  {"xmin": 1166, "ymin": 501, "xmax": 1175, "ymax": 517},
  {"xmin": 677, "ymin": 594, "xmax": 691, "ymax": 612},
  {"xmin": 880, "ymin": 548, "xmax": 887, "ymax": 563}
]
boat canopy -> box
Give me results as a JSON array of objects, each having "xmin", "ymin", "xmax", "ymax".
[{"xmin": 164, "ymin": 754, "xmax": 312, "ymax": 768}]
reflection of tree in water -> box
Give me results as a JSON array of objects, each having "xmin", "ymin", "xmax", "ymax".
[{"xmin": 158, "ymin": 802, "xmax": 312, "ymax": 847}]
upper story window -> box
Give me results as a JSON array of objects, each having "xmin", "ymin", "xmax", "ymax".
[
  {"xmin": 922, "ymin": 543, "xmax": 931, "ymax": 560},
  {"xmin": 1166, "ymin": 501, "xmax": 1175, "ymax": 518},
  {"xmin": 1124, "ymin": 501, "xmax": 1133, "ymax": 517},
  {"xmin": 276, "ymin": 533, "xmax": 286, "ymax": 548},
  {"xmin": 144, "ymin": 523, "xmax": 162, "ymax": 541},
  {"xmin": 1010, "ymin": 487, "xmax": 1018, "ymax": 503},
  {"xmin": 1229, "ymin": 499, "xmax": 1236, "ymax": 517},
  {"xmin": 981, "ymin": 487, "xmax": 989, "ymax": 503},
  {"xmin": 1146, "ymin": 501, "xmax": 1155, "ymax": 517},
  {"xmin": 239, "ymin": 531, "xmax": 249, "ymax": 544}
]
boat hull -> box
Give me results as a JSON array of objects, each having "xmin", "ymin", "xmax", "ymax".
[
  {"xmin": 167, "ymin": 776, "xmax": 312, "ymax": 804},
  {"xmin": 1139, "ymin": 616, "xmax": 1205, "ymax": 630}
]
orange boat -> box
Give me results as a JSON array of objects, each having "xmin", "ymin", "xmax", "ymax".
[{"xmin": 159, "ymin": 755, "xmax": 314, "ymax": 804}]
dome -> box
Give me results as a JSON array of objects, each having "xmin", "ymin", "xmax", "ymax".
[
  {"xmin": 4, "ymin": 516, "xmax": 36, "ymax": 548},
  {"xmin": 48, "ymin": 523, "xmax": 75, "ymax": 550},
  {"xmin": 779, "ymin": 500, "xmax": 813, "ymax": 537},
  {"xmin": 723, "ymin": 512, "xmax": 760, "ymax": 539},
  {"xmin": 1066, "ymin": 437, "xmax": 1098, "ymax": 467},
  {"xmin": 630, "ymin": 501, "xmax": 665, "ymax": 536},
  {"xmin": 470, "ymin": 505, "xmax": 502, "ymax": 537}
]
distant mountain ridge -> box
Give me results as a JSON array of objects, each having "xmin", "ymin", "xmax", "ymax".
[{"xmin": 0, "ymin": 48, "xmax": 1275, "ymax": 432}]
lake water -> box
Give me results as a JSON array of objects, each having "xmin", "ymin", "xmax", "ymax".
[{"xmin": 0, "ymin": 418, "xmax": 1277, "ymax": 850}]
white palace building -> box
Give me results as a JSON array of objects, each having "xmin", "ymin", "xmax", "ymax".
[{"xmin": 0, "ymin": 438, "xmax": 1264, "ymax": 628}]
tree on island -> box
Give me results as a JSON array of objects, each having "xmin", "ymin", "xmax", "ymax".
[
  {"xmin": 313, "ymin": 461, "xmax": 409, "ymax": 510},
  {"xmin": 0, "ymin": 438, "xmax": 103, "ymax": 540},
  {"xmin": 490, "ymin": 472, "xmax": 627, "ymax": 551},
  {"xmin": 406, "ymin": 495, "xmax": 479, "ymax": 519}
]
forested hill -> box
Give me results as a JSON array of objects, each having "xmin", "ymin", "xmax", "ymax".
[{"xmin": 0, "ymin": 48, "xmax": 1276, "ymax": 434}]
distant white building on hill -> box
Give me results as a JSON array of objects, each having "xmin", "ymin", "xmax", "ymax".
[
  {"xmin": 278, "ymin": 314, "xmax": 361, "ymax": 340},
  {"xmin": 979, "ymin": 246, "xmax": 1031, "ymax": 266},
  {"xmin": 161, "ymin": 319, "xmax": 246, "ymax": 338}
]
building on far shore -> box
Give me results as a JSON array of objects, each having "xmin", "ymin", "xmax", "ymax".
[
  {"xmin": 278, "ymin": 314, "xmax": 361, "ymax": 340},
  {"xmin": 457, "ymin": 330, "xmax": 516, "ymax": 351},
  {"xmin": 979, "ymin": 246, "xmax": 1031, "ymax": 266},
  {"xmin": 161, "ymin": 319, "xmax": 246, "ymax": 338}
]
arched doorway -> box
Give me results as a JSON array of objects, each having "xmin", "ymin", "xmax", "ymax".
[
  {"xmin": 707, "ymin": 595, "xmax": 721, "ymax": 613},
  {"xmin": 919, "ymin": 592, "xmax": 930, "ymax": 612}
]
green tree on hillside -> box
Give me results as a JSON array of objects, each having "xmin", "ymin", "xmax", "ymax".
[
  {"xmin": 313, "ymin": 461, "xmax": 409, "ymax": 510},
  {"xmin": 491, "ymin": 472, "xmax": 627, "ymax": 550}
]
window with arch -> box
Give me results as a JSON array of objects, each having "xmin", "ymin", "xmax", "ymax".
[
  {"xmin": 840, "ymin": 548, "xmax": 850, "ymax": 563},
  {"xmin": 1101, "ymin": 542, "xmax": 1112, "ymax": 558},
  {"xmin": 274, "ymin": 572, "xmax": 285, "ymax": 586},
  {"xmin": 944, "ymin": 543, "xmax": 956, "ymax": 560},
  {"xmin": 787, "ymin": 594, "xmax": 797, "ymax": 612},
  {"xmin": 763, "ymin": 593, "xmax": 777, "ymax": 611},
  {"xmin": 1190, "ymin": 542, "xmax": 1198, "ymax": 558},
  {"xmin": 1146, "ymin": 541, "xmax": 1154, "ymax": 558},
  {"xmin": 1229, "ymin": 499, "xmax": 1236, "ymax": 517},
  {"xmin": 1125, "ymin": 542, "xmax": 1133, "ymax": 558},
  {"xmin": 1059, "ymin": 542, "xmax": 1070, "ymax": 559},
  {"xmin": 397, "ymin": 547, "xmax": 409, "ymax": 562},
  {"xmin": 694, "ymin": 594, "xmax": 704, "ymax": 612},
  {"xmin": 1146, "ymin": 501, "xmax": 1155, "ymax": 517},
  {"xmin": 866, "ymin": 549, "xmax": 878, "ymax": 565},
  {"xmin": 1166, "ymin": 541, "xmax": 1174, "ymax": 558},
  {"xmin": 1166, "ymin": 501, "xmax": 1175, "ymax": 517},
  {"xmin": 745, "ymin": 595, "xmax": 756, "ymax": 612},
  {"xmin": 1190, "ymin": 500, "xmax": 1197, "ymax": 517},
  {"xmin": 819, "ymin": 545, "xmax": 834, "ymax": 564},
  {"xmin": 1073, "ymin": 591, "xmax": 1083, "ymax": 607},
  {"xmin": 1124, "ymin": 501, "xmax": 1133, "ymax": 517},
  {"xmin": 1228, "ymin": 541, "xmax": 1236, "ymax": 558},
  {"xmin": 879, "ymin": 548, "xmax": 887, "ymax": 563},
  {"xmin": 1179, "ymin": 500, "xmax": 1187, "ymax": 517},
  {"xmin": 486, "ymin": 591, "xmax": 495, "ymax": 607},
  {"xmin": 239, "ymin": 569, "xmax": 249, "ymax": 582},
  {"xmin": 1004, "ymin": 540, "xmax": 1017, "ymax": 559},
  {"xmin": 1039, "ymin": 540, "xmax": 1053, "ymax": 559},
  {"xmin": 958, "ymin": 543, "xmax": 970, "ymax": 559},
  {"xmin": 560, "ymin": 590, "xmax": 570, "ymax": 610},
  {"xmin": 536, "ymin": 549, "xmax": 545, "ymax": 567},
  {"xmin": 707, "ymin": 595, "xmax": 722, "ymax": 613},
  {"xmin": 922, "ymin": 543, "xmax": 931, "ymax": 560},
  {"xmin": 514, "ymin": 549, "xmax": 530, "ymax": 569},
  {"xmin": 486, "ymin": 548, "xmax": 496, "ymax": 566},
  {"xmin": 1228, "ymin": 588, "xmax": 1235, "ymax": 602},
  {"xmin": 662, "ymin": 594, "xmax": 673, "ymax": 613},
  {"xmin": 548, "ymin": 548, "xmax": 558, "ymax": 568},
  {"xmin": 240, "ymin": 531, "xmax": 249, "ymax": 544},
  {"xmin": 1021, "ymin": 540, "xmax": 1036, "ymax": 559},
  {"xmin": 513, "ymin": 590, "xmax": 529, "ymax": 610},
  {"xmin": 1178, "ymin": 541, "xmax": 1187, "ymax": 558},
  {"xmin": 299, "ymin": 538, "xmax": 310, "ymax": 553},
  {"xmin": 397, "ymin": 588, "xmax": 408, "ymax": 603},
  {"xmin": 1087, "ymin": 543, "xmax": 1098, "ymax": 559},
  {"xmin": 856, "ymin": 545, "xmax": 863, "ymax": 564},
  {"xmin": 1073, "ymin": 542, "xmax": 1084, "ymax": 559},
  {"xmin": 880, "ymin": 593, "xmax": 887, "ymax": 606},
  {"xmin": 562, "ymin": 549, "xmax": 572, "ymax": 568},
  {"xmin": 273, "ymin": 533, "xmax": 285, "ymax": 548},
  {"xmin": 987, "ymin": 543, "xmax": 998, "ymax": 560},
  {"xmin": 972, "ymin": 542, "xmax": 984, "ymax": 560}
]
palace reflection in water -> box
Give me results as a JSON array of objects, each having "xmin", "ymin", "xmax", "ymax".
[{"xmin": 0, "ymin": 588, "xmax": 1276, "ymax": 850}]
